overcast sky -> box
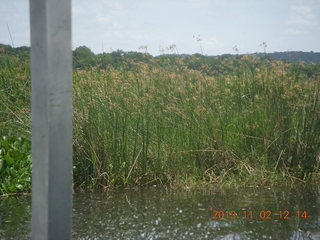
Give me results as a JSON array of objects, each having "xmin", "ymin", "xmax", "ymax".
[{"xmin": 1, "ymin": 0, "xmax": 320, "ymax": 55}]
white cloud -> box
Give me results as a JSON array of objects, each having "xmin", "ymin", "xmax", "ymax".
[
  {"xmin": 285, "ymin": 4, "xmax": 319, "ymax": 35},
  {"xmin": 286, "ymin": 5, "xmax": 316, "ymax": 26}
]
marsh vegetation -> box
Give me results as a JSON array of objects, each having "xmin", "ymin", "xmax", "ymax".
[{"xmin": 1, "ymin": 46, "xmax": 320, "ymax": 193}]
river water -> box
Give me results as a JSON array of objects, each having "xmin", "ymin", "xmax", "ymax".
[{"xmin": 0, "ymin": 184, "xmax": 319, "ymax": 240}]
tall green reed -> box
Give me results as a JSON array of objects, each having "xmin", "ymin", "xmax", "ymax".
[
  {"xmin": 1, "ymin": 57, "xmax": 319, "ymax": 190},
  {"xmin": 72, "ymin": 58, "xmax": 319, "ymax": 188}
]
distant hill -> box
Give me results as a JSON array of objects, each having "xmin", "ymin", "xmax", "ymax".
[{"xmin": 254, "ymin": 51, "xmax": 320, "ymax": 63}]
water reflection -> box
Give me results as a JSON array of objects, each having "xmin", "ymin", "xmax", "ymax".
[
  {"xmin": 0, "ymin": 184, "xmax": 319, "ymax": 239},
  {"xmin": 0, "ymin": 195, "xmax": 31, "ymax": 240}
]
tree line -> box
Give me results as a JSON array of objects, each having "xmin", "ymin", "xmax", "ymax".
[{"xmin": 1, "ymin": 43, "xmax": 320, "ymax": 77}]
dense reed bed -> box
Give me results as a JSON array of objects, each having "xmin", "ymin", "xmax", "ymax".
[
  {"xmin": 1, "ymin": 55, "xmax": 320, "ymax": 192},
  {"xmin": 72, "ymin": 56, "xmax": 320, "ymax": 188}
]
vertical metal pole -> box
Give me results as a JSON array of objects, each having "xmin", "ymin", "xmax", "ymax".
[{"xmin": 30, "ymin": 0, "xmax": 72, "ymax": 239}]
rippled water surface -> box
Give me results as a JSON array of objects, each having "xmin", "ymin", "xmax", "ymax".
[{"xmin": 0, "ymin": 184, "xmax": 320, "ymax": 239}]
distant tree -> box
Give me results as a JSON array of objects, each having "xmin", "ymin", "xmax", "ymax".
[
  {"xmin": 96, "ymin": 53, "xmax": 113, "ymax": 68},
  {"xmin": 73, "ymin": 46, "xmax": 96, "ymax": 69},
  {"xmin": 110, "ymin": 50, "xmax": 125, "ymax": 67},
  {"xmin": 0, "ymin": 44, "xmax": 29, "ymax": 67},
  {"xmin": 10, "ymin": 46, "xmax": 30, "ymax": 60},
  {"xmin": 126, "ymin": 51, "xmax": 152, "ymax": 62},
  {"xmin": 0, "ymin": 44, "xmax": 12, "ymax": 53}
]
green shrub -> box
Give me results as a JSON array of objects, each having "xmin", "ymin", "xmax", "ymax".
[{"xmin": 0, "ymin": 136, "xmax": 31, "ymax": 194}]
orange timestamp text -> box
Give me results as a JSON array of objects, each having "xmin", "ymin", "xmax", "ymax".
[{"xmin": 211, "ymin": 210, "xmax": 308, "ymax": 220}]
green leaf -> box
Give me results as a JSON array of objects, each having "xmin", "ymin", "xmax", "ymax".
[{"xmin": 4, "ymin": 155, "xmax": 14, "ymax": 165}]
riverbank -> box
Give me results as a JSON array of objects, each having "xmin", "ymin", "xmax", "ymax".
[{"xmin": 1, "ymin": 55, "xmax": 319, "ymax": 194}]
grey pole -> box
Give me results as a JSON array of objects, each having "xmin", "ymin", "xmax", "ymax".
[{"xmin": 30, "ymin": 0, "xmax": 72, "ymax": 239}]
